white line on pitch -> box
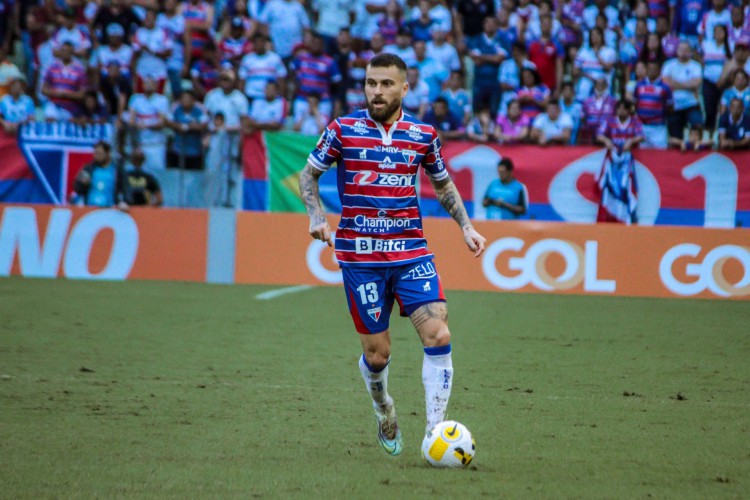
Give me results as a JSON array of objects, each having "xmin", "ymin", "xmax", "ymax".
[{"xmin": 255, "ymin": 285, "xmax": 314, "ymax": 300}]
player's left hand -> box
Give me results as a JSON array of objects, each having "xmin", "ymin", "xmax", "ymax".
[{"xmin": 462, "ymin": 226, "xmax": 486, "ymax": 258}]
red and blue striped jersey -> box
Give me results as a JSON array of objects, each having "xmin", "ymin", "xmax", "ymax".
[
  {"xmin": 44, "ymin": 60, "xmax": 89, "ymax": 114},
  {"xmin": 290, "ymin": 53, "xmax": 342, "ymax": 100},
  {"xmin": 308, "ymin": 109, "xmax": 449, "ymax": 267},
  {"xmin": 597, "ymin": 116, "xmax": 644, "ymax": 152},
  {"xmin": 634, "ymin": 77, "xmax": 673, "ymax": 125}
]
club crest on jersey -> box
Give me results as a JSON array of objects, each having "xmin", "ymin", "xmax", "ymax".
[
  {"xmin": 367, "ymin": 307, "xmax": 382, "ymax": 322},
  {"xmin": 351, "ymin": 120, "xmax": 369, "ymax": 135},
  {"xmin": 379, "ymin": 156, "xmax": 396, "ymax": 170},
  {"xmin": 407, "ymin": 124, "xmax": 424, "ymax": 141},
  {"xmin": 359, "ymin": 149, "xmax": 367, "ymax": 159},
  {"xmin": 402, "ymin": 149, "xmax": 416, "ymax": 166}
]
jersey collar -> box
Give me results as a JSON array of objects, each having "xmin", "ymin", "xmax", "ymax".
[{"xmin": 366, "ymin": 109, "xmax": 404, "ymax": 146}]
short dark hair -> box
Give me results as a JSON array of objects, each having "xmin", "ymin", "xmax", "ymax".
[
  {"xmin": 617, "ymin": 98, "xmax": 633, "ymax": 111},
  {"xmin": 94, "ymin": 141, "xmax": 111, "ymax": 153},
  {"xmin": 434, "ymin": 96, "xmax": 449, "ymax": 106},
  {"xmin": 368, "ymin": 53, "xmax": 408, "ymax": 74},
  {"xmin": 498, "ymin": 158, "xmax": 514, "ymax": 171}
]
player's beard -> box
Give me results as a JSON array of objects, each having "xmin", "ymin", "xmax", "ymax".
[{"xmin": 366, "ymin": 95, "xmax": 401, "ymax": 123}]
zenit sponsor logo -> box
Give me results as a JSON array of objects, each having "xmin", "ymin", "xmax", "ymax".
[{"xmin": 352, "ymin": 170, "xmax": 413, "ymax": 187}]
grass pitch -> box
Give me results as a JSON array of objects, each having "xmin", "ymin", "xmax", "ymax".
[{"xmin": 1, "ymin": 277, "xmax": 749, "ymax": 498}]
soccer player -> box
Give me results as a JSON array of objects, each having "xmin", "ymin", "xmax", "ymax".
[{"xmin": 298, "ymin": 53, "xmax": 486, "ymax": 457}]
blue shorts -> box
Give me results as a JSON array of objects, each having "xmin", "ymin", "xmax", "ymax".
[{"xmin": 342, "ymin": 258, "xmax": 446, "ymax": 334}]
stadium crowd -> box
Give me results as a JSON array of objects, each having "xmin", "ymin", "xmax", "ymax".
[{"xmin": 0, "ymin": 0, "xmax": 749, "ymax": 208}]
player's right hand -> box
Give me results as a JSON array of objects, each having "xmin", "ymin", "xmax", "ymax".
[{"xmin": 309, "ymin": 220, "xmax": 333, "ymax": 247}]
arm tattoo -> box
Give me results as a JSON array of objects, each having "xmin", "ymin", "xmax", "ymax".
[
  {"xmin": 299, "ymin": 163, "xmax": 326, "ymax": 226},
  {"xmin": 431, "ymin": 176, "xmax": 473, "ymax": 229},
  {"xmin": 411, "ymin": 302, "xmax": 448, "ymax": 330}
]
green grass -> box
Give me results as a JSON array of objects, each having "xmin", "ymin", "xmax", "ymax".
[{"xmin": 1, "ymin": 277, "xmax": 749, "ymax": 498}]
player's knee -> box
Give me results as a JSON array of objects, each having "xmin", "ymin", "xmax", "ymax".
[
  {"xmin": 364, "ymin": 349, "xmax": 390, "ymax": 371},
  {"xmin": 430, "ymin": 323, "xmax": 451, "ymax": 347}
]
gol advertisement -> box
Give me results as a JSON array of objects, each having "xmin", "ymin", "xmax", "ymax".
[
  {"xmin": 235, "ymin": 212, "xmax": 750, "ymax": 300},
  {"xmin": 0, "ymin": 204, "xmax": 207, "ymax": 281}
]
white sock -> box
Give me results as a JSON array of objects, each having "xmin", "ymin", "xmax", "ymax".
[
  {"xmin": 359, "ymin": 354, "xmax": 392, "ymax": 410},
  {"xmin": 423, "ymin": 344, "xmax": 453, "ymax": 432}
]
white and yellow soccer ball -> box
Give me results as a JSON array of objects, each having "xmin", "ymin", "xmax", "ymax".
[{"xmin": 421, "ymin": 420, "xmax": 475, "ymax": 468}]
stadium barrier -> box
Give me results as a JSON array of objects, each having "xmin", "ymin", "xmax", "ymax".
[{"xmin": 2, "ymin": 204, "xmax": 748, "ymax": 301}]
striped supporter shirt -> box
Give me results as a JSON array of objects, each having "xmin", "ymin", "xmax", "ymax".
[
  {"xmin": 634, "ymin": 77, "xmax": 673, "ymax": 126},
  {"xmin": 44, "ymin": 59, "xmax": 89, "ymax": 114},
  {"xmin": 308, "ymin": 109, "xmax": 449, "ymax": 267},
  {"xmin": 291, "ymin": 53, "xmax": 342, "ymax": 100},
  {"xmin": 597, "ymin": 116, "xmax": 644, "ymax": 151}
]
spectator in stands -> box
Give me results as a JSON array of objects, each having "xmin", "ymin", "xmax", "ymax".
[
  {"xmin": 42, "ymin": 42, "xmax": 88, "ymax": 121},
  {"xmin": 468, "ymin": 16, "xmax": 507, "ymax": 118},
  {"xmin": 662, "ymin": 41, "xmax": 704, "ymax": 139},
  {"xmin": 0, "ymin": 45, "xmax": 23, "ymax": 99},
  {"xmin": 423, "ymin": 96, "xmax": 465, "ymax": 141},
  {"xmin": 583, "ymin": 0, "xmax": 618, "ymax": 31},
  {"xmin": 717, "ymin": 97, "xmax": 750, "ymax": 149},
  {"xmin": 495, "ymin": 8, "xmax": 518, "ymax": 54},
  {"xmin": 516, "ymin": 67, "xmax": 550, "ymax": 122},
  {"xmin": 668, "ymin": 124, "xmax": 714, "ymax": 150},
  {"xmin": 402, "ymin": 66, "xmax": 430, "ymax": 119},
  {"xmin": 559, "ymin": 81, "xmax": 583, "ymax": 144},
  {"xmin": 531, "ymin": 100, "xmax": 574, "ymax": 145},
  {"xmin": 581, "ymin": 77, "xmax": 617, "ymax": 143},
  {"xmin": 495, "ymin": 99, "xmax": 530, "ymax": 143},
  {"xmin": 453, "ymin": 0, "xmax": 496, "ymax": 47},
  {"xmin": 482, "ymin": 157, "xmax": 528, "ymax": 220},
  {"xmin": 125, "ymin": 148, "xmax": 163, "ymax": 207},
  {"xmin": 247, "ymin": 80, "xmax": 287, "ymax": 131},
  {"xmin": 720, "ymin": 68, "xmax": 750, "ymax": 114},
  {"xmin": 596, "ymin": 99, "xmax": 645, "ymax": 154},
  {"xmin": 426, "ymin": 28, "xmax": 461, "ymax": 74},
  {"xmin": 559, "ymin": 0, "xmax": 585, "ymax": 49},
  {"xmin": 257, "ymin": 0, "xmax": 310, "ymax": 63},
  {"xmin": 76, "ymin": 90, "xmax": 110, "ymax": 125},
  {"xmin": 407, "ymin": 0, "xmax": 436, "ymax": 42},
  {"xmin": 51, "ymin": 7, "xmax": 91, "ymax": 60},
  {"xmin": 702, "ymin": 24, "xmax": 731, "ymax": 131},
  {"xmin": 72, "ymin": 141, "xmax": 128, "ymax": 210},
  {"xmin": 674, "ymin": 0, "xmax": 707, "ymax": 47},
  {"xmin": 634, "ymin": 60, "xmax": 674, "ymax": 149},
  {"xmin": 167, "ymin": 89, "xmax": 209, "ymax": 172},
  {"xmin": 0, "ymin": 77, "xmax": 35, "ymax": 134},
  {"xmin": 717, "ymin": 38, "xmax": 750, "ymax": 90},
  {"xmin": 157, "ymin": 0, "xmax": 186, "ymax": 98},
  {"xmin": 728, "ymin": 6, "xmax": 749, "ymax": 51},
  {"xmin": 203, "ymin": 69, "xmax": 248, "ymax": 207},
  {"xmin": 377, "ymin": 0, "xmax": 402, "ymax": 46},
  {"xmin": 181, "ymin": 0, "xmax": 215, "ymax": 72},
  {"xmin": 498, "ymin": 42, "xmax": 535, "ymax": 114},
  {"xmin": 293, "ymin": 92, "xmax": 327, "ymax": 135},
  {"xmin": 126, "ymin": 76, "xmax": 170, "ymax": 173},
  {"xmin": 526, "ymin": 13, "xmax": 564, "ymax": 93},
  {"xmin": 91, "ymin": 0, "xmax": 141, "ymax": 45},
  {"xmin": 465, "ymin": 105, "xmax": 494, "ymax": 142},
  {"xmin": 100, "ymin": 61, "xmax": 132, "ymax": 119},
  {"xmin": 698, "ymin": 0, "xmax": 730, "ymax": 43},
  {"xmin": 91, "ymin": 24, "xmax": 133, "ymax": 91},
  {"xmin": 219, "ymin": 17, "xmax": 253, "ymax": 70},
  {"xmin": 290, "ymin": 31, "xmax": 341, "ymax": 122},
  {"xmin": 440, "ymin": 70, "xmax": 472, "ymax": 125},
  {"xmin": 640, "ymin": 32, "xmax": 666, "ymax": 66},
  {"xmin": 656, "ymin": 16, "xmax": 680, "ymax": 60},
  {"xmin": 239, "ymin": 33, "xmax": 287, "ymax": 104},
  {"xmin": 413, "ymin": 39, "xmax": 449, "ymax": 101},
  {"xmin": 624, "ymin": 0, "xmax": 656, "ymax": 40},
  {"xmin": 415, "ymin": 0, "xmax": 452, "ymax": 33},
  {"xmin": 573, "ymin": 27, "xmax": 617, "ymax": 100},
  {"xmin": 132, "ymin": 8, "xmax": 172, "ymax": 94},
  {"xmin": 190, "ymin": 41, "xmax": 221, "ymax": 100},
  {"xmin": 384, "ymin": 27, "xmax": 417, "ymax": 67},
  {"xmin": 311, "ymin": 0, "xmax": 356, "ymax": 54}
]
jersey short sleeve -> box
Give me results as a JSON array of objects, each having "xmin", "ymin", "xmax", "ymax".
[
  {"xmin": 307, "ymin": 119, "xmax": 343, "ymax": 171},
  {"xmin": 421, "ymin": 130, "xmax": 449, "ymax": 181}
]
